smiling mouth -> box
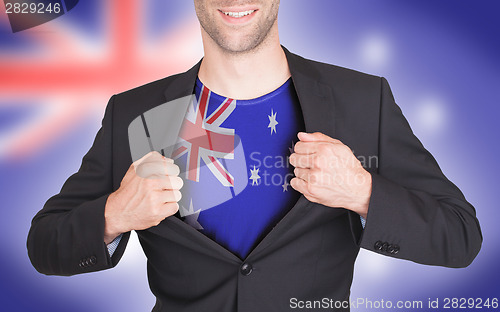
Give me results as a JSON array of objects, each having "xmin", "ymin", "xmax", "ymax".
[{"xmin": 220, "ymin": 9, "xmax": 257, "ymax": 18}]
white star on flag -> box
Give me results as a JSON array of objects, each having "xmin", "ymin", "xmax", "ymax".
[
  {"xmin": 282, "ymin": 179, "xmax": 290, "ymax": 192},
  {"xmin": 268, "ymin": 109, "xmax": 278, "ymax": 135},
  {"xmin": 179, "ymin": 199, "xmax": 204, "ymax": 230},
  {"xmin": 249, "ymin": 165, "xmax": 261, "ymax": 186}
]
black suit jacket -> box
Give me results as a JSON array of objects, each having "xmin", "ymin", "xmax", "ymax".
[{"xmin": 27, "ymin": 47, "xmax": 482, "ymax": 311}]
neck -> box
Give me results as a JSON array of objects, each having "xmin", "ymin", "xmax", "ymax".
[{"xmin": 198, "ymin": 25, "xmax": 291, "ymax": 100}]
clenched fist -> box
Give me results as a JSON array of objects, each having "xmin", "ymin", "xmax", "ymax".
[
  {"xmin": 289, "ymin": 132, "xmax": 372, "ymax": 219},
  {"xmin": 104, "ymin": 151, "xmax": 183, "ymax": 244}
]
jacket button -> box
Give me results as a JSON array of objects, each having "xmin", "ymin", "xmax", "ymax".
[
  {"xmin": 393, "ymin": 245, "xmax": 400, "ymax": 254},
  {"xmin": 240, "ymin": 263, "xmax": 253, "ymax": 276},
  {"xmin": 374, "ymin": 241, "xmax": 383, "ymax": 251},
  {"xmin": 387, "ymin": 244, "xmax": 395, "ymax": 254},
  {"xmin": 381, "ymin": 242, "xmax": 389, "ymax": 252},
  {"xmin": 89, "ymin": 256, "xmax": 97, "ymax": 265},
  {"xmin": 79, "ymin": 259, "xmax": 88, "ymax": 268}
]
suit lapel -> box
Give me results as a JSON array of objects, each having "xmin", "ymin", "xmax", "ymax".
[
  {"xmin": 246, "ymin": 48, "xmax": 338, "ymax": 258},
  {"xmin": 155, "ymin": 48, "xmax": 338, "ymax": 261},
  {"xmin": 163, "ymin": 60, "xmax": 201, "ymax": 102},
  {"xmin": 283, "ymin": 47, "xmax": 336, "ymax": 137}
]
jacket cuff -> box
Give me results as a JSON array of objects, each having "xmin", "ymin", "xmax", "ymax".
[
  {"xmin": 69, "ymin": 194, "xmax": 114, "ymax": 274},
  {"xmin": 357, "ymin": 173, "xmax": 406, "ymax": 258}
]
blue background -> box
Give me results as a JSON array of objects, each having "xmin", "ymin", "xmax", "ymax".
[{"xmin": 0, "ymin": 0, "xmax": 498, "ymax": 311}]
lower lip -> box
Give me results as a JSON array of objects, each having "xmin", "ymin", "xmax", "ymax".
[{"xmin": 218, "ymin": 10, "xmax": 258, "ymax": 24}]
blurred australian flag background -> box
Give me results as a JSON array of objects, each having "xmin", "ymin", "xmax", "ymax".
[{"xmin": 0, "ymin": 1, "xmax": 499, "ymax": 311}]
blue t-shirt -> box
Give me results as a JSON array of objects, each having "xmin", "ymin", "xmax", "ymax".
[{"xmin": 172, "ymin": 77, "xmax": 305, "ymax": 259}]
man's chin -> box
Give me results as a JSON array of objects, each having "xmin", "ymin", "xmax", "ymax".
[{"xmin": 215, "ymin": 35, "xmax": 266, "ymax": 55}]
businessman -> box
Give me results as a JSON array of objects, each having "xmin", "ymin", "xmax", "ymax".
[{"xmin": 27, "ymin": 0, "xmax": 482, "ymax": 311}]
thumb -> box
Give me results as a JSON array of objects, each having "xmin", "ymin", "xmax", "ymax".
[
  {"xmin": 297, "ymin": 132, "xmax": 339, "ymax": 143},
  {"xmin": 133, "ymin": 151, "xmax": 172, "ymax": 167}
]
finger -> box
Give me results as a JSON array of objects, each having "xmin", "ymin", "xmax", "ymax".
[
  {"xmin": 162, "ymin": 202, "xmax": 180, "ymax": 217},
  {"xmin": 133, "ymin": 151, "xmax": 161, "ymax": 166},
  {"xmin": 294, "ymin": 141, "xmax": 337, "ymax": 155},
  {"xmin": 163, "ymin": 156, "xmax": 174, "ymax": 163},
  {"xmin": 165, "ymin": 163, "xmax": 180, "ymax": 176},
  {"xmin": 290, "ymin": 176, "xmax": 307, "ymax": 193},
  {"xmin": 161, "ymin": 176, "xmax": 184, "ymax": 190},
  {"xmin": 142, "ymin": 153, "xmax": 174, "ymax": 165},
  {"xmin": 140, "ymin": 162, "xmax": 179, "ymax": 177},
  {"xmin": 290, "ymin": 178, "xmax": 320, "ymax": 203},
  {"xmin": 294, "ymin": 167, "xmax": 324, "ymax": 185},
  {"xmin": 159, "ymin": 189, "xmax": 182, "ymax": 203},
  {"xmin": 293, "ymin": 167, "xmax": 310, "ymax": 180},
  {"xmin": 126, "ymin": 152, "xmax": 160, "ymax": 181},
  {"xmin": 136, "ymin": 162, "xmax": 180, "ymax": 178},
  {"xmin": 293, "ymin": 141, "xmax": 319, "ymax": 155},
  {"xmin": 298, "ymin": 132, "xmax": 342, "ymax": 144},
  {"xmin": 133, "ymin": 151, "xmax": 173, "ymax": 168},
  {"xmin": 290, "ymin": 177, "xmax": 318, "ymax": 201},
  {"xmin": 290, "ymin": 153, "xmax": 315, "ymax": 168}
]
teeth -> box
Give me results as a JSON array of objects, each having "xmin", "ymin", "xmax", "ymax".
[{"xmin": 223, "ymin": 10, "xmax": 255, "ymax": 18}]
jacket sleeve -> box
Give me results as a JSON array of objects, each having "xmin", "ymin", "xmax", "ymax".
[
  {"xmin": 27, "ymin": 95, "xmax": 130, "ymax": 276},
  {"xmin": 357, "ymin": 77, "xmax": 482, "ymax": 268}
]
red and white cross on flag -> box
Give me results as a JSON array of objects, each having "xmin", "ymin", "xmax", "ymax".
[
  {"xmin": 172, "ymin": 85, "xmax": 236, "ymax": 187},
  {"xmin": 0, "ymin": 0, "xmax": 203, "ymax": 160}
]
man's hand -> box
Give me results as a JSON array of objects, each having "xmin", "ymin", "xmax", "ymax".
[
  {"xmin": 103, "ymin": 151, "xmax": 183, "ymax": 244},
  {"xmin": 289, "ymin": 132, "xmax": 372, "ymax": 219}
]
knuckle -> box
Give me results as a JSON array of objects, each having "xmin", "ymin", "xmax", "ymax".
[
  {"xmin": 166, "ymin": 202, "xmax": 179, "ymax": 215},
  {"xmin": 309, "ymin": 167, "xmax": 320, "ymax": 176},
  {"xmin": 317, "ymin": 144, "xmax": 327, "ymax": 154},
  {"xmin": 138, "ymin": 162, "xmax": 152, "ymax": 171},
  {"xmin": 308, "ymin": 171, "xmax": 320, "ymax": 183},
  {"xmin": 164, "ymin": 157, "xmax": 174, "ymax": 164},
  {"xmin": 299, "ymin": 157, "xmax": 309, "ymax": 168},
  {"xmin": 305, "ymin": 181, "xmax": 313, "ymax": 193},
  {"xmin": 163, "ymin": 176, "xmax": 173, "ymax": 189},
  {"xmin": 312, "ymin": 156, "xmax": 322, "ymax": 168},
  {"xmin": 309, "ymin": 172, "xmax": 318, "ymax": 184},
  {"xmin": 168, "ymin": 163, "xmax": 181, "ymax": 176},
  {"xmin": 340, "ymin": 145, "xmax": 352, "ymax": 156},
  {"xmin": 173, "ymin": 190, "xmax": 182, "ymax": 202},
  {"xmin": 165, "ymin": 176, "xmax": 181, "ymax": 190},
  {"xmin": 173, "ymin": 176, "xmax": 184, "ymax": 189},
  {"xmin": 294, "ymin": 142, "xmax": 303, "ymax": 153},
  {"xmin": 319, "ymin": 144, "xmax": 333, "ymax": 155},
  {"xmin": 159, "ymin": 191, "xmax": 171, "ymax": 203}
]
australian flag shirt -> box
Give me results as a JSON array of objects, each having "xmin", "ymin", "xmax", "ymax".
[{"xmin": 172, "ymin": 77, "xmax": 305, "ymax": 259}]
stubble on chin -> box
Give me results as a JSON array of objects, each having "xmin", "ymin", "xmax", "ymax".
[{"xmin": 196, "ymin": 1, "xmax": 280, "ymax": 55}]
